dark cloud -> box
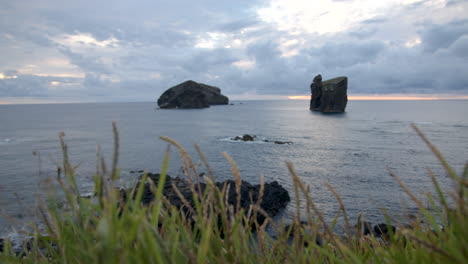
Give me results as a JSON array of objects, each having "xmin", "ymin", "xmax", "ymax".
[
  {"xmin": 406, "ymin": 0, "xmax": 426, "ymax": 10},
  {"xmin": 218, "ymin": 18, "xmax": 260, "ymax": 32},
  {"xmin": 313, "ymin": 41, "xmax": 386, "ymax": 68},
  {"xmin": 361, "ymin": 17, "xmax": 387, "ymax": 24},
  {"xmin": 420, "ymin": 19, "xmax": 468, "ymax": 53},
  {"xmin": 348, "ymin": 28, "xmax": 377, "ymax": 39},
  {"xmin": 182, "ymin": 48, "xmax": 239, "ymax": 73},
  {"xmin": 58, "ymin": 47, "xmax": 112, "ymax": 75},
  {"xmin": 448, "ymin": 36, "xmax": 468, "ymax": 58},
  {"xmin": 445, "ymin": 0, "xmax": 464, "ymax": 7}
]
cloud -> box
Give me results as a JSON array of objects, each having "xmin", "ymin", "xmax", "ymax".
[
  {"xmin": 0, "ymin": 0, "xmax": 468, "ymax": 102},
  {"xmin": 420, "ymin": 19, "xmax": 468, "ymax": 52},
  {"xmin": 313, "ymin": 40, "xmax": 386, "ymax": 68}
]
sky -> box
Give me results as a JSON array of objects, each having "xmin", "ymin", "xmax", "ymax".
[{"xmin": 0, "ymin": 0, "xmax": 467, "ymax": 103}]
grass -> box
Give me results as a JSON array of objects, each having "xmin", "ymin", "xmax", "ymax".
[{"xmin": 1, "ymin": 122, "xmax": 467, "ymax": 263}]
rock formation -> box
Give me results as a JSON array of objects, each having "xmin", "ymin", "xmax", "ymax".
[
  {"xmin": 310, "ymin": 74, "xmax": 348, "ymax": 113},
  {"xmin": 157, "ymin": 80, "xmax": 229, "ymax": 109},
  {"xmin": 133, "ymin": 173, "xmax": 290, "ymax": 225}
]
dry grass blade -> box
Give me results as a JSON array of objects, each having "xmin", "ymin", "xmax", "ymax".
[
  {"xmin": 286, "ymin": 162, "xmax": 344, "ymax": 257},
  {"xmin": 171, "ymin": 182, "xmax": 195, "ymax": 216},
  {"xmin": 427, "ymin": 168, "xmax": 450, "ymax": 213},
  {"xmin": 388, "ymin": 167, "xmax": 425, "ymax": 210},
  {"xmin": 111, "ymin": 121, "xmax": 119, "ymax": 181},
  {"xmin": 253, "ymin": 175, "xmax": 265, "ymax": 227},
  {"xmin": 324, "ymin": 181, "xmax": 351, "ymax": 240},
  {"xmin": 96, "ymin": 144, "xmax": 101, "ymax": 179},
  {"xmin": 292, "ymin": 168, "xmax": 301, "ymax": 225},
  {"xmin": 402, "ymin": 230, "xmax": 460, "ymax": 263},
  {"xmin": 411, "ymin": 124, "xmax": 459, "ymax": 182},
  {"xmin": 160, "ymin": 136, "xmax": 202, "ymax": 197},
  {"xmin": 222, "ymin": 152, "xmax": 242, "ymax": 213},
  {"xmin": 459, "ymin": 161, "xmax": 468, "ymax": 209},
  {"xmin": 195, "ymin": 144, "xmax": 215, "ymax": 182},
  {"xmin": 304, "ymin": 184, "xmax": 314, "ymax": 229}
]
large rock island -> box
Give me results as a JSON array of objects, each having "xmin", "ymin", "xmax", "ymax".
[
  {"xmin": 157, "ymin": 80, "xmax": 229, "ymax": 109},
  {"xmin": 310, "ymin": 74, "xmax": 348, "ymax": 113}
]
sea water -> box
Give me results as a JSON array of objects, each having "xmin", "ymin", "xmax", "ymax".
[{"xmin": 1, "ymin": 100, "xmax": 467, "ymax": 236}]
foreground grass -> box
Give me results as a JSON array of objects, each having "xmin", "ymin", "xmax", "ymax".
[{"xmin": 1, "ymin": 123, "xmax": 467, "ymax": 263}]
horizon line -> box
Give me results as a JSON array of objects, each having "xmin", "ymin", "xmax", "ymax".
[
  {"xmin": 1, "ymin": 95, "xmax": 468, "ymax": 105},
  {"xmin": 287, "ymin": 95, "xmax": 468, "ymax": 101}
]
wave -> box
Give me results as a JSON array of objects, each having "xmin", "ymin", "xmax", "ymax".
[
  {"xmin": 413, "ymin": 121, "xmax": 433, "ymax": 125},
  {"xmin": 0, "ymin": 138, "xmax": 16, "ymax": 145}
]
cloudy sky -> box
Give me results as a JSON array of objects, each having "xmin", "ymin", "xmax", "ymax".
[{"xmin": 0, "ymin": 0, "xmax": 467, "ymax": 103}]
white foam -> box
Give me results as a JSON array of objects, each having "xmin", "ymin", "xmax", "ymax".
[
  {"xmin": 2, "ymin": 227, "xmax": 33, "ymax": 252},
  {"xmin": 0, "ymin": 138, "xmax": 16, "ymax": 145}
]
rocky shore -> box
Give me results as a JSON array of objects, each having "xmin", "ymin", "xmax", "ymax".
[{"xmin": 127, "ymin": 172, "xmax": 291, "ymax": 225}]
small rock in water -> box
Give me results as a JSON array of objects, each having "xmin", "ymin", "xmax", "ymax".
[
  {"xmin": 242, "ymin": 134, "xmax": 255, "ymax": 141},
  {"xmin": 273, "ymin": 140, "xmax": 292, "ymax": 145}
]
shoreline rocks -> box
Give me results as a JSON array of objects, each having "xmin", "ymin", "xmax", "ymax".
[
  {"xmin": 157, "ymin": 80, "xmax": 229, "ymax": 109},
  {"xmin": 131, "ymin": 173, "xmax": 291, "ymax": 224}
]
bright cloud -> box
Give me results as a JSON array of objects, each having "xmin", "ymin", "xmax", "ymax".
[
  {"xmin": 232, "ymin": 59, "xmax": 256, "ymax": 69},
  {"xmin": 0, "ymin": 73, "xmax": 18, "ymax": 79},
  {"xmin": 54, "ymin": 33, "xmax": 119, "ymax": 48}
]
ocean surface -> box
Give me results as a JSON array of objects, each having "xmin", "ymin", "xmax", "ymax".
[{"xmin": 1, "ymin": 100, "xmax": 467, "ymax": 236}]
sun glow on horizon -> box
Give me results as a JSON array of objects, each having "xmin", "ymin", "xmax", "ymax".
[{"xmin": 288, "ymin": 95, "xmax": 468, "ymax": 100}]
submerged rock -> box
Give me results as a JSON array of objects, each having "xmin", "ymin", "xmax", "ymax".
[
  {"xmin": 310, "ymin": 74, "xmax": 348, "ymax": 113},
  {"xmin": 157, "ymin": 80, "xmax": 229, "ymax": 109}
]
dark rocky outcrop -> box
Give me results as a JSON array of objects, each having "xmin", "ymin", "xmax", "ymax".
[
  {"xmin": 132, "ymin": 173, "xmax": 290, "ymax": 225},
  {"xmin": 157, "ymin": 80, "xmax": 229, "ymax": 109},
  {"xmin": 354, "ymin": 221, "xmax": 397, "ymax": 238},
  {"xmin": 310, "ymin": 74, "xmax": 348, "ymax": 113},
  {"xmin": 374, "ymin": 223, "xmax": 397, "ymax": 238}
]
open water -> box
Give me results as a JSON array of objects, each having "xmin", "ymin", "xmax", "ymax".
[{"xmin": 1, "ymin": 100, "xmax": 467, "ymax": 236}]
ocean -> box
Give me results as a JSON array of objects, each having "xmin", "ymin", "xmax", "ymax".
[{"xmin": 1, "ymin": 100, "xmax": 467, "ymax": 236}]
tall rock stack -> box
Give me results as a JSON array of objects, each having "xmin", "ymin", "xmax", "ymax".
[{"xmin": 310, "ymin": 74, "xmax": 348, "ymax": 113}]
